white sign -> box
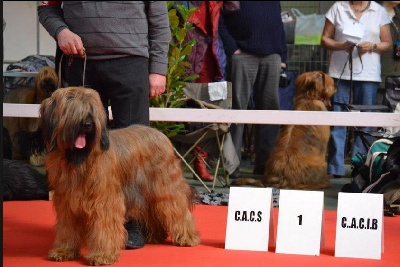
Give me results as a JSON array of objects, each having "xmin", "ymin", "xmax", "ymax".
[
  {"xmin": 225, "ymin": 187, "xmax": 274, "ymax": 251},
  {"xmin": 275, "ymin": 189, "xmax": 324, "ymax": 256},
  {"xmin": 335, "ymin": 192, "xmax": 384, "ymax": 260}
]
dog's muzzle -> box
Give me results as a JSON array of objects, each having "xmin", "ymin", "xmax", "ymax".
[{"xmin": 75, "ymin": 121, "xmax": 93, "ymax": 149}]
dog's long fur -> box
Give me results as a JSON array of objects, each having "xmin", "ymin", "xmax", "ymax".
[
  {"xmin": 2, "ymin": 159, "xmax": 49, "ymax": 201},
  {"xmin": 3, "ymin": 66, "xmax": 58, "ymax": 164},
  {"xmin": 40, "ymin": 87, "xmax": 200, "ymax": 265},
  {"xmin": 232, "ymin": 71, "xmax": 336, "ymax": 190}
]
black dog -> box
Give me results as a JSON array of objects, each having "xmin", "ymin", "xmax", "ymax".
[
  {"xmin": 3, "ymin": 127, "xmax": 12, "ymax": 159},
  {"xmin": 3, "ymin": 159, "xmax": 49, "ymax": 201}
]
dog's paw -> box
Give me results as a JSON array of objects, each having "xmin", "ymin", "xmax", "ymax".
[
  {"xmin": 84, "ymin": 252, "xmax": 119, "ymax": 266},
  {"xmin": 48, "ymin": 247, "xmax": 79, "ymax": 262},
  {"xmin": 173, "ymin": 233, "xmax": 201, "ymax": 247},
  {"xmin": 30, "ymin": 152, "xmax": 46, "ymax": 167}
]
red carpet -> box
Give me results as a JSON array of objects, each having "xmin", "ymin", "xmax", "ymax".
[{"xmin": 3, "ymin": 201, "xmax": 400, "ymax": 266}]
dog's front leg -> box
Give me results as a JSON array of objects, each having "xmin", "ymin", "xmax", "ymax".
[
  {"xmin": 84, "ymin": 199, "xmax": 126, "ymax": 266},
  {"xmin": 48, "ymin": 219, "xmax": 81, "ymax": 262}
]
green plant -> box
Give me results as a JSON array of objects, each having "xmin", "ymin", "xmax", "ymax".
[{"xmin": 150, "ymin": 1, "xmax": 198, "ymax": 138}]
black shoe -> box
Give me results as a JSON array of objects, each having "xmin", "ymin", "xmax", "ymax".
[
  {"xmin": 327, "ymin": 173, "xmax": 343, "ymax": 179},
  {"xmin": 125, "ymin": 220, "xmax": 146, "ymax": 249},
  {"xmin": 253, "ymin": 166, "xmax": 264, "ymax": 175},
  {"xmin": 229, "ymin": 168, "xmax": 242, "ymax": 179}
]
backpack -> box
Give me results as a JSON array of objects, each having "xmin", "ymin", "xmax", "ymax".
[
  {"xmin": 342, "ymin": 138, "xmax": 400, "ymax": 216},
  {"xmin": 344, "ymin": 138, "xmax": 393, "ymax": 193}
]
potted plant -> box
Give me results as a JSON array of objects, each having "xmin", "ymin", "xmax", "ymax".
[{"xmin": 150, "ymin": 1, "xmax": 199, "ymax": 138}]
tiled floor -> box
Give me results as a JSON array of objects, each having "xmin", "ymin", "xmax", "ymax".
[{"xmin": 186, "ymin": 158, "xmax": 353, "ymax": 210}]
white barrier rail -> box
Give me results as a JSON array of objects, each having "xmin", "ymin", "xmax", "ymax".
[{"xmin": 3, "ymin": 103, "xmax": 400, "ymax": 127}]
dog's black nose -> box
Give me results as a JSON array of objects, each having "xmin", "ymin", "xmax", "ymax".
[{"xmin": 83, "ymin": 121, "xmax": 92, "ymax": 131}]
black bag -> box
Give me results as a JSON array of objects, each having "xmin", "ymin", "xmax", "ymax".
[
  {"xmin": 393, "ymin": 41, "xmax": 400, "ymax": 60},
  {"xmin": 281, "ymin": 11, "xmax": 295, "ymax": 44},
  {"xmin": 279, "ymin": 70, "xmax": 298, "ymax": 110},
  {"xmin": 385, "ymin": 76, "xmax": 400, "ymax": 111}
]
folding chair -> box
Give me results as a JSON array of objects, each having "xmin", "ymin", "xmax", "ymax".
[
  {"xmin": 170, "ymin": 81, "xmax": 239, "ymax": 192},
  {"xmin": 333, "ymin": 75, "xmax": 400, "ymax": 151}
]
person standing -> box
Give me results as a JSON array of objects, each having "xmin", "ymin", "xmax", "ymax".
[
  {"xmin": 380, "ymin": 1, "xmax": 400, "ymax": 85},
  {"xmin": 38, "ymin": 1, "xmax": 171, "ymax": 249},
  {"xmin": 218, "ymin": 1, "xmax": 287, "ymax": 176},
  {"xmin": 38, "ymin": 1, "xmax": 170, "ymax": 128},
  {"xmin": 321, "ymin": 1, "xmax": 392, "ymax": 178}
]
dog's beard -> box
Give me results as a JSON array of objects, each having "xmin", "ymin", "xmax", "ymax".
[{"xmin": 65, "ymin": 147, "xmax": 91, "ymax": 165}]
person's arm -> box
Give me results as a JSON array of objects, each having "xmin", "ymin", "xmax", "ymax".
[
  {"xmin": 320, "ymin": 18, "xmax": 356, "ymax": 53},
  {"xmin": 38, "ymin": 1, "xmax": 66, "ymax": 40},
  {"xmin": 218, "ymin": 14, "xmax": 238, "ymax": 56},
  {"xmin": 38, "ymin": 1, "xmax": 85, "ymax": 58},
  {"xmin": 280, "ymin": 21, "xmax": 287, "ymax": 68},
  {"xmin": 146, "ymin": 2, "xmax": 171, "ymax": 98},
  {"xmin": 357, "ymin": 24, "xmax": 392, "ymax": 54},
  {"xmin": 146, "ymin": 1, "xmax": 171, "ymax": 76}
]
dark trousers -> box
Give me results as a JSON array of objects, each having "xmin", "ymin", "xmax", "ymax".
[
  {"xmin": 65, "ymin": 56, "xmax": 150, "ymax": 128},
  {"xmin": 226, "ymin": 52, "xmax": 281, "ymax": 173}
]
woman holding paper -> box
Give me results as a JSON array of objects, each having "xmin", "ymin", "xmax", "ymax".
[{"xmin": 320, "ymin": 1, "xmax": 393, "ymax": 179}]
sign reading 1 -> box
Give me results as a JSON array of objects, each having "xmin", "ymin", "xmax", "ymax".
[
  {"xmin": 297, "ymin": 215, "xmax": 303, "ymax": 225},
  {"xmin": 275, "ymin": 190, "xmax": 324, "ymax": 256}
]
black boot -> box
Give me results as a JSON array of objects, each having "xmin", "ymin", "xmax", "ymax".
[{"xmin": 125, "ymin": 220, "xmax": 146, "ymax": 249}]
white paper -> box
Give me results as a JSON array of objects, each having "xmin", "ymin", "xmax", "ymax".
[
  {"xmin": 342, "ymin": 21, "xmax": 365, "ymax": 44},
  {"xmin": 275, "ymin": 190, "xmax": 324, "ymax": 256},
  {"xmin": 208, "ymin": 81, "xmax": 227, "ymax": 101},
  {"xmin": 225, "ymin": 187, "xmax": 273, "ymax": 252},
  {"xmin": 335, "ymin": 192, "xmax": 383, "ymax": 259}
]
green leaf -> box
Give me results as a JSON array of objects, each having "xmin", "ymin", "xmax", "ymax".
[{"xmin": 151, "ymin": 1, "xmax": 199, "ymax": 137}]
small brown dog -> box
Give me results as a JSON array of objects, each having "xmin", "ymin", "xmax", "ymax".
[
  {"xmin": 40, "ymin": 87, "xmax": 200, "ymax": 265},
  {"xmin": 232, "ymin": 71, "xmax": 336, "ymax": 190},
  {"xmin": 3, "ymin": 66, "xmax": 58, "ymax": 164}
]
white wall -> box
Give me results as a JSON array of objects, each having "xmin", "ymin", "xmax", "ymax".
[{"xmin": 3, "ymin": 1, "xmax": 56, "ymax": 70}]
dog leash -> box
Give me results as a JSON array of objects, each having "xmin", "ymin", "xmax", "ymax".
[{"xmin": 58, "ymin": 52, "xmax": 87, "ymax": 88}]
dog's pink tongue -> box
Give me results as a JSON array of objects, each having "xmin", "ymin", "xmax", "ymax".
[{"xmin": 75, "ymin": 134, "xmax": 86, "ymax": 149}]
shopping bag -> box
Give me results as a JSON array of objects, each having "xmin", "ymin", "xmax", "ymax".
[{"xmin": 292, "ymin": 8, "xmax": 325, "ymax": 45}]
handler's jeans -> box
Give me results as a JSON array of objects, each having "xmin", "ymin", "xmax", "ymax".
[{"xmin": 327, "ymin": 79, "xmax": 379, "ymax": 176}]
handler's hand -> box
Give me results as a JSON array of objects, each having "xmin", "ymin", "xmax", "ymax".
[
  {"xmin": 57, "ymin": 28, "xmax": 86, "ymax": 58},
  {"xmin": 356, "ymin": 41, "xmax": 374, "ymax": 55},
  {"xmin": 343, "ymin": 41, "xmax": 356, "ymax": 54},
  {"xmin": 149, "ymin": 73, "xmax": 166, "ymax": 99}
]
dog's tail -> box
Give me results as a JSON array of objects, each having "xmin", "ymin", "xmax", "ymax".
[{"xmin": 230, "ymin": 178, "xmax": 264, "ymax": 187}]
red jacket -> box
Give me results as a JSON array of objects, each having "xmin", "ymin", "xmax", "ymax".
[{"xmin": 186, "ymin": 1, "xmax": 227, "ymax": 83}]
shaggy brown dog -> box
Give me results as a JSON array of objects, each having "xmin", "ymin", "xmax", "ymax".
[
  {"xmin": 40, "ymin": 87, "xmax": 200, "ymax": 265},
  {"xmin": 232, "ymin": 71, "xmax": 336, "ymax": 190},
  {"xmin": 3, "ymin": 66, "xmax": 58, "ymax": 164}
]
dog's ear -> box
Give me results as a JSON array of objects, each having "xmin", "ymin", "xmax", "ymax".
[
  {"xmin": 87, "ymin": 88, "xmax": 110, "ymax": 151},
  {"xmin": 100, "ymin": 125, "xmax": 110, "ymax": 151},
  {"xmin": 306, "ymin": 72, "xmax": 325, "ymax": 99},
  {"xmin": 296, "ymin": 72, "xmax": 320, "ymax": 100},
  {"xmin": 39, "ymin": 96, "xmax": 57, "ymax": 152},
  {"xmin": 322, "ymin": 73, "xmax": 336, "ymax": 98}
]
